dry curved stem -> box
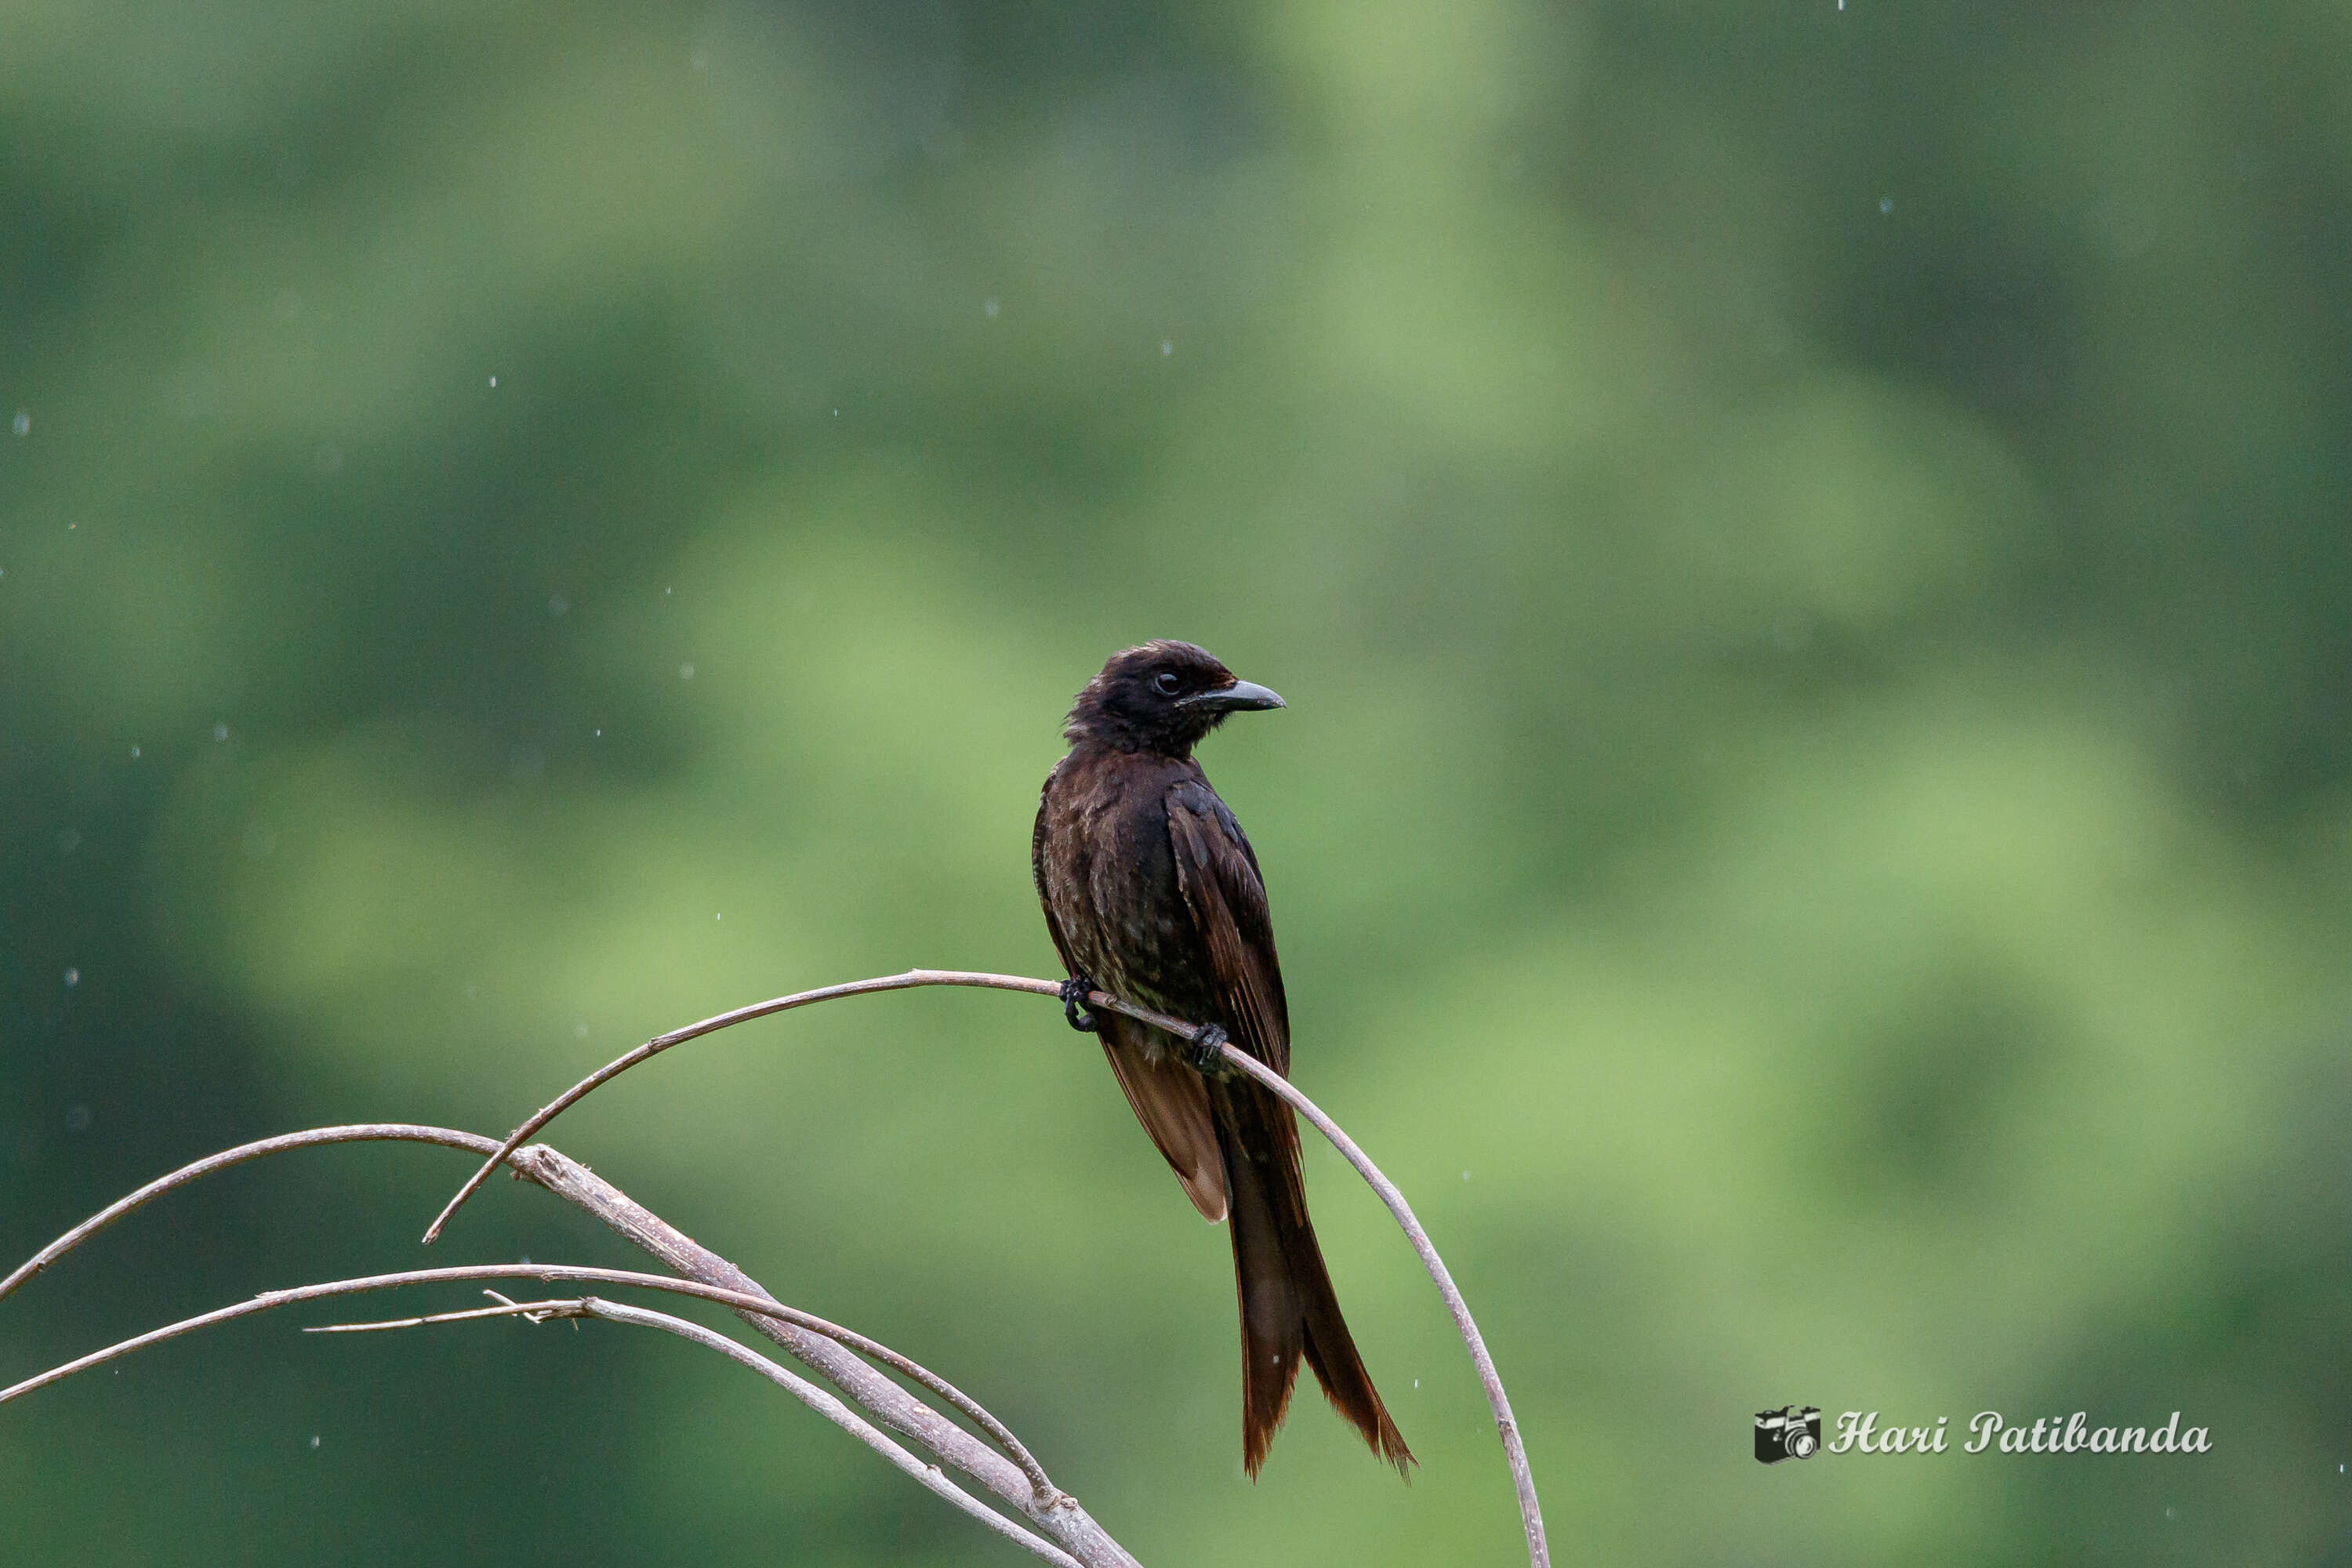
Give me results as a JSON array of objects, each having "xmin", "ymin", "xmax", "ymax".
[
  {"xmin": 0, "ymin": 1124, "xmax": 498, "ymax": 1305},
  {"xmin": 1, "ymin": 1125, "xmax": 1134, "ymax": 1567},
  {"xmin": 309, "ymin": 1290, "xmax": 1080, "ymax": 1566},
  {"xmin": 1214, "ymin": 1047, "xmax": 1548, "ymax": 1567},
  {"xmin": 310, "ymin": 1278, "xmax": 1052, "ymax": 1498},
  {"xmin": 308, "ymin": 1288, "xmax": 579, "ymax": 1330},
  {"xmin": 423, "ymin": 971, "xmax": 1067, "ymax": 1243},
  {"xmin": 570, "ymin": 1298, "xmax": 1085, "ymax": 1568},
  {"xmin": 430, "ymin": 970, "xmax": 1548, "ymax": 1568},
  {"xmin": 0, "ymin": 1268, "xmax": 1079, "ymax": 1568}
]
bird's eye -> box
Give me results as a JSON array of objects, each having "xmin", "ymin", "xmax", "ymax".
[{"xmin": 1152, "ymin": 672, "xmax": 1182, "ymax": 696}]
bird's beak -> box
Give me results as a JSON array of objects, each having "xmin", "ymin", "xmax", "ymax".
[{"xmin": 1184, "ymin": 679, "xmax": 1286, "ymax": 713}]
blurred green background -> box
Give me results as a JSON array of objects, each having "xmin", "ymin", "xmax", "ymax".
[{"xmin": 5, "ymin": 2, "xmax": 2350, "ymax": 1563}]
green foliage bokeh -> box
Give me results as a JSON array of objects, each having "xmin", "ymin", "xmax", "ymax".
[{"xmin": 5, "ymin": 3, "xmax": 2350, "ymax": 1563}]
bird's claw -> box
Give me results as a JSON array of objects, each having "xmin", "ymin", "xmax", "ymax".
[
  {"xmin": 1185, "ymin": 1023, "xmax": 1233, "ymax": 1076},
  {"xmin": 1060, "ymin": 976, "xmax": 1101, "ymax": 1034}
]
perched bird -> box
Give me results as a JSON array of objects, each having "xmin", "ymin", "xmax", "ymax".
[{"xmin": 1032, "ymin": 640, "xmax": 1412, "ymax": 1478}]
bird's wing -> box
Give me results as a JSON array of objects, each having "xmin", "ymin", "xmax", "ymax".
[
  {"xmin": 1165, "ymin": 779, "xmax": 1291, "ymax": 1077},
  {"xmin": 1038, "ymin": 763, "xmax": 1228, "ymax": 1221}
]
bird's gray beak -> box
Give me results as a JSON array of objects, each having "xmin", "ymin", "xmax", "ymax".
[{"xmin": 1184, "ymin": 679, "xmax": 1286, "ymax": 713}]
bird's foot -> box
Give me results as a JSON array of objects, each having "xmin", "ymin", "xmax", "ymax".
[
  {"xmin": 1185, "ymin": 1023, "xmax": 1235, "ymax": 1077},
  {"xmin": 1059, "ymin": 976, "xmax": 1101, "ymax": 1034}
]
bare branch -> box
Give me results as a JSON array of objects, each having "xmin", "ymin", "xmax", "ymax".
[
  {"xmin": 582, "ymin": 1297, "xmax": 1084, "ymax": 1568},
  {"xmin": 0, "ymin": 1124, "xmax": 503, "ymax": 1305},
  {"xmin": 305, "ymin": 1291, "xmax": 578, "ymax": 1332},
  {"xmin": 330, "ymin": 1291, "xmax": 1084, "ymax": 1568},
  {"xmin": 429, "ymin": 973, "xmax": 1546, "ymax": 1566},
  {"xmin": 24, "ymin": 965, "xmax": 1542, "ymax": 1564},
  {"xmin": 1, "ymin": 1125, "xmax": 1138, "ymax": 1568}
]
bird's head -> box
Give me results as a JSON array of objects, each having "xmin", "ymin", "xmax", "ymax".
[{"xmin": 1063, "ymin": 640, "xmax": 1285, "ymax": 757}]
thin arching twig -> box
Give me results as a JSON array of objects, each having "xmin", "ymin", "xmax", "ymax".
[
  {"xmin": 310, "ymin": 1291, "xmax": 1080, "ymax": 1566},
  {"xmin": 422, "ymin": 971, "xmax": 1067, "ymax": 1243},
  {"xmin": 0, "ymin": 1267, "xmax": 1079, "ymax": 1568},
  {"xmin": 1213, "ymin": 1048, "xmax": 1548, "ymax": 1567},
  {"xmin": 308, "ymin": 1290, "xmax": 577, "ymax": 1331},
  {"xmin": 577, "ymin": 1298, "xmax": 1084, "ymax": 1568},
  {"xmin": 1046, "ymin": 993, "xmax": 1551, "ymax": 1568},
  {"xmin": 0, "ymin": 1124, "xmax": 495, "ymax": 1305},
  {"xmin": 427, "ymin": 970, "xmax": 1547, "ymax": 1568}
]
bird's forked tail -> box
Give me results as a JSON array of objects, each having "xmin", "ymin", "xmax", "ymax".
[{"xmin": 1213, "ymin": 1076, "xmax": 1414, "ymax": 1479}]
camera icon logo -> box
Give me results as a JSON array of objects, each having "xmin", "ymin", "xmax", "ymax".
[{"xmin": 1755, "ymin": 1405, "xmax": 1822, "ymax": 1463}]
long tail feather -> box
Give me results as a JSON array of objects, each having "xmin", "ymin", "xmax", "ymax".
[{"xmin": 1213, "ymin": 1076, "xmax": 1413, "ymax": 1478}]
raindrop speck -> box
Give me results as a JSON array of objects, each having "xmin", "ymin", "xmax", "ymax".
[
  {"xmin": 488, "ymin": 376, "xmax": 498, "ymax": 387},
  {"xmin": 678, "ymin": 662, "xmax": 695, "ymax": 681},
  {"xmin": 129, "ymin": 746, "xmax": 140, "ymax": 759},
  {"xmin": 1879, "ymin": 196, "xmax": 1894, "ymax": 214},
  {"xmin": 983, "ymin": 297, "xmax": 1000, "ymax": 318},
  {"xmin": 11, "ymin": 412, "xmax": 27, "ymax": 436},
  {"xmin": 214, "ymin": 723, "xmax": 229, "ymax": 742},
  {"xmin": 574, "ymin": 1021, "xmax": 589, "ymax": 1039},
  {"xmin": 66, "ymin": 1105, "xmax": 91, "ymax": 1132},
  {"xmin": 548, "ymin": 592, "xmax": 569, "ymax": 616},
  {"xmin": 63, "ymin": 967, "xmax": 79, "ymax": 987},
  {"xmin": 1160, "ymin": 339, "xmax": 1173, "ymax": 356},
  {"xmin": 310, "ymin": 1435, "xmax": 321, "ymax": 1450}
]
